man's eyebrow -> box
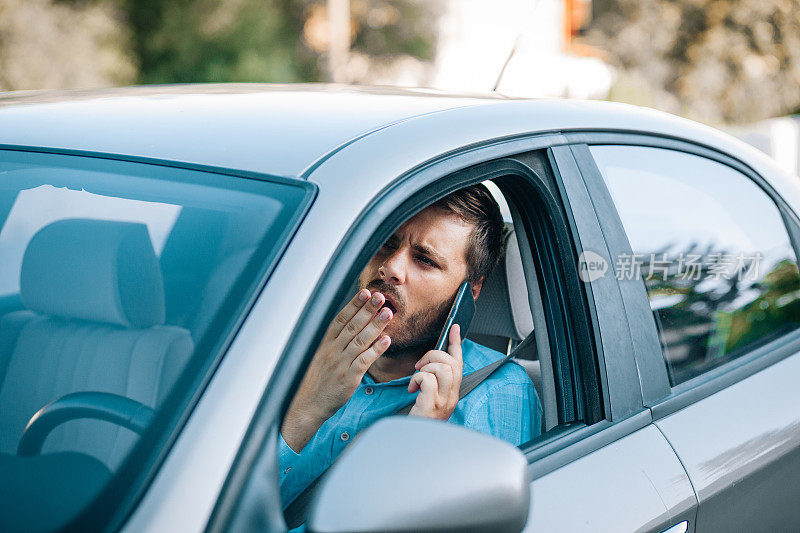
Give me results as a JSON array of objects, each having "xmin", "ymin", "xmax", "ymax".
[{"xmin": 412, "ymin": 243, "xmax": 448, "ymax": 267}]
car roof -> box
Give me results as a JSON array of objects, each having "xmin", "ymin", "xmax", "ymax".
[
  {"xmin": 0, "ymin": 84, "xmax": 506, "ymax": 178},
  {"xmin": 0, "ymin": 83, "xmax": 797, "ymax": 210}
]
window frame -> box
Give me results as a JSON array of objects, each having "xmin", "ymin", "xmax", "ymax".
[
  {"xmin": 208, "ymin": 133, "xmax": 650, "ymax": 531},
  {"xmin": 569, "ymin": 133, "xmax": 800, "ymax": 419}
]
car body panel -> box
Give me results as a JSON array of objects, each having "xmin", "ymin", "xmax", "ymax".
[
  {"xmin": 655, "ymin": 339, "xmax": 800, "ymax": 531},
  {"xmin": 524, "ymin": 424, "xmax": 695, "ymax": 533}
]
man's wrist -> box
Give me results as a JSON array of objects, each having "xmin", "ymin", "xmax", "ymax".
[{"xmin": 282, "ymin": 402, "xmax": 328, "ymax": 453}]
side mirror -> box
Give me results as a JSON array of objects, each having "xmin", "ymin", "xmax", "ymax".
[{"xmin": 307, "ymin": 416, "xmax": 530, "ymax": 533}]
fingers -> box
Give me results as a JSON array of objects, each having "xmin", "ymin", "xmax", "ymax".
[
  {"xmin": 414, "ymin": 349, "xmax": 453, "ymax": 370},
  {"xmin": 447, "ymin": 324, "xmax": 463, "ymax": 364},
  {"xmin": 418, "ymin": 362, "xmax": 453, "ymax": 395},
  {"xmin": 327, "ymin": 289, "xmax": 371, "ymax": 340},
  {"xmin": 343, "ymin": 306, "xmax": 393, "ymax": 360},
  {"xmin": 408, "ymin": 350, "xmax": 462, "ymax": 419},
  {"xmin": 350, "ymin": 334, "xmax": 391, "ymax": 374},
  {"xmin": 414, "ymin": 323, "xmax": 463, "ymax": 371},
  {"xmin": 334, "ymin": 291, "xmax": 386, "ymax": 348},
  {"xmin": 408, "ymin": 370, "xmax": 437, "ymax": 398}
]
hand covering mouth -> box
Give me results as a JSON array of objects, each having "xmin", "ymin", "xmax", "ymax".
[
  {"xmin": 380, "ymin": 297, "xmax": 398, "ymax": 315},
  {"xmin": 366, "ymin": 281, "xmax": 402, "ymax": 315}
]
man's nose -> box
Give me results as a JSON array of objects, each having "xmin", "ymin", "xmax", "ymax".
[{"xmin": 379, "ymin": 249, "xmax": 407, "ymax": 285}]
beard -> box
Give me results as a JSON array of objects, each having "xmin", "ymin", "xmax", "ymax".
[{"xmin": 360, "ymin": 279, "xmax": 456, "ymax": 359}]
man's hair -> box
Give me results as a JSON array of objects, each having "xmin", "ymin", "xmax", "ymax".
[{"xmin": 432, "ymin": 183, "xmax": 505, "ymax": 285}]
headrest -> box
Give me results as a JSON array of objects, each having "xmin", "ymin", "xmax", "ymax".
[
  {"xmin": 20, "ymin": 219, "xmax": 165, "ymax": 328},
  {"xmin": 470, "ymin": 228, "xmax": 534, "ymax": 340}
]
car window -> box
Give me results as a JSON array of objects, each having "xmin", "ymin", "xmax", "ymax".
[
  {"xmin": 590, "ymin": 145, "xmax": 800, "ymax": 385},
  {"xmin": 0, "ymin": 150, "xmax": 310, "ymax": 531},
  {"xmin": 277, "ymin": 179, "xmax": 556, "ymax": 522}
]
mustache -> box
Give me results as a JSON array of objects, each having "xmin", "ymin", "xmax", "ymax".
[{"xmin": 365, "ymin": 279, "xmax": 404, "ymax": 314}]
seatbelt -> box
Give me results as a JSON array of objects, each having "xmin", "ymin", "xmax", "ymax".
[
  {"xmin": 283, "ymin": 335, "xmax": 535, "ymax": 528},
  {"xmin": 393, "ymin": 346, "xmax": 519, "ymax": 415}
]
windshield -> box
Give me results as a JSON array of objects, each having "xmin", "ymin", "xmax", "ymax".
[{"xmin": 0, "ymin": 150, "xmax": 311, "ymax": 531}]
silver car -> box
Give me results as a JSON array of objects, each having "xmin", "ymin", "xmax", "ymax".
[{"xmin": 0, "ymin": 85, "xmax": 798, "ymax": 532}]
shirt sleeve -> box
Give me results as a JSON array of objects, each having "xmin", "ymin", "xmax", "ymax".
[
  {"xmin": 278, "ymin": 432, "xmax": 333, "ymax": 509},
  {"xmin": 460, "ymin": 379, "xmax": 543, "ymax": 446}
]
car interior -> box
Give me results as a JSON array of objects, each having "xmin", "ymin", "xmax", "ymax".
[
  {"xmin": 0, "ymin": 170, "xmax": 284, "ymax": 530},
  {"xmin": 467, "ymin": 182, "xmax": 557, "ymax": 434}
]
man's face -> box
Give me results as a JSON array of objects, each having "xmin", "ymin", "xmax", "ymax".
[{"xmin": 357, "ymin": 206, "xmax": 474, "ymax": 356}]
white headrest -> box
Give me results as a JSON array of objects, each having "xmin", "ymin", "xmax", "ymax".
[
  {"xmin": 20, "ymin": 219, "xmax": 165, "ymax": 328},
  {"xmin": 471, "ymin": 228, "xmax": 534, "ymax": 340},
  {"xmin": 505, "ymin": 230, "xmax": 534, "ymax": 338}
]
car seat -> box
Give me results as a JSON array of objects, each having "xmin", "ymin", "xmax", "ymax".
[{"xmin": 0, "ymin": 218, "xmax": 193, "ymax": 470}]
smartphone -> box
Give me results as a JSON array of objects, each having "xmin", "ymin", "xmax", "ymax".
[{"xmin": 433, "ymin": 280, "xmax": 475, "ymax": 351}]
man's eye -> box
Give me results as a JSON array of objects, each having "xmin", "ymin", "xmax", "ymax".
[{"xmin": 416, "ymin": 255, "xmax": 437, "ymax": 267}]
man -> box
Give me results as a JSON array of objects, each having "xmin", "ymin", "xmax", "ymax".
[{"xmin": 279, "ymin": 184, "xmax": 542, "ymax": 509}]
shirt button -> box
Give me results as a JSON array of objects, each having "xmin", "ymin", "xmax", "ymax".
[
  {"xmin": 364, "ymin": 386, "xmax": 374, "ymax": 395},
  {"xmin": 340, "ymin": 432, "xmax": 350, "ymax": 442}
]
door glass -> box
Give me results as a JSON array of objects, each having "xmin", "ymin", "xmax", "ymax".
[{"xmin": 591, "ymin": 145, "xmax": 800, "ymax": 385}]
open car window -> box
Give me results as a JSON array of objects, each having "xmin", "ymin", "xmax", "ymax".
[
  {"xmin": 276, "ymin": 146, "xmax": 608, "ymax": 526},
  {"xmin": 0, "ymin": 150, "xmax": 311, "ymax": 531}
]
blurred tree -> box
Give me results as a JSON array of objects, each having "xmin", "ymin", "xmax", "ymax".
[
  {"xmin": 0, "ymin": 0, "xmax": 437, "ymax": 90},
  {"xmin": 588, "ymin": 0, "xmax": 800, "ymax": 124},
  {"xmin": 122, "ymin": 0, "xmax": 437, "ymax": 85},
  {"xmin": 0, "ymin": 0, "xmax": 136, "ymax": 90},
  {"xmin": 122, "ymin": 0, "xmax": 318, "ymax": 83},
  {"xmin": 349, "ymin": 0, "xmax": 435, "ymax": 60}
]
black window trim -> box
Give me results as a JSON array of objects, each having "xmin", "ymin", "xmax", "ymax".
[
  {"xmin": 207, "ymin": 132, "xmax": 646, "ymax": 531},
  {"xmin": 495, "ymin": 157, "xmax": 600, "ymax": 427},
  {"xmin": 567, "ymin": 131, "xmax": 800, "ymax": 420}
]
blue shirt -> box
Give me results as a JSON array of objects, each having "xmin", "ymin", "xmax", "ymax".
[{"xmin": 278, "ymin": 339, "xmax": 542, "ymax": 507}]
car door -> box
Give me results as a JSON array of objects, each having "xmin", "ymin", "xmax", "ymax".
[
  {"xmin": 573, "ymin": 138, "xmax": 800, "ymax": 532},
  {"xmin": 208, "ymin": 131, "xmax": 697, "ymax": 532},
  {"xmin": 518, "ymin": 145, "xmax": 695, "ymax": 533}
]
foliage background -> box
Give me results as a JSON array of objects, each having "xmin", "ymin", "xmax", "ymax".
[
  {"xmin": 587, "ymin": 0, "xmax": 800, "ymax": 123},
  {"xmin": 2, "ymin": 0, "xmax": 800, "ymax": 124},
  {"xmin": 0, "ymin": 0, "xmax": 437, "ymax": 89}
]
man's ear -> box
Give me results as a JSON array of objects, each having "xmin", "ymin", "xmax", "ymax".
[{"xmin": 471, "ymin": 277, "xmax": 484, "ymax": 300}]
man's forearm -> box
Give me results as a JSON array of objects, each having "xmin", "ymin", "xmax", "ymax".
[
  {"xmin": 280, "ymin": 400, "xmax": 328, "ymax": 453},
  {"xmin": 279, "ymin": 288, "xmax": 392, "ymax": 452}
]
